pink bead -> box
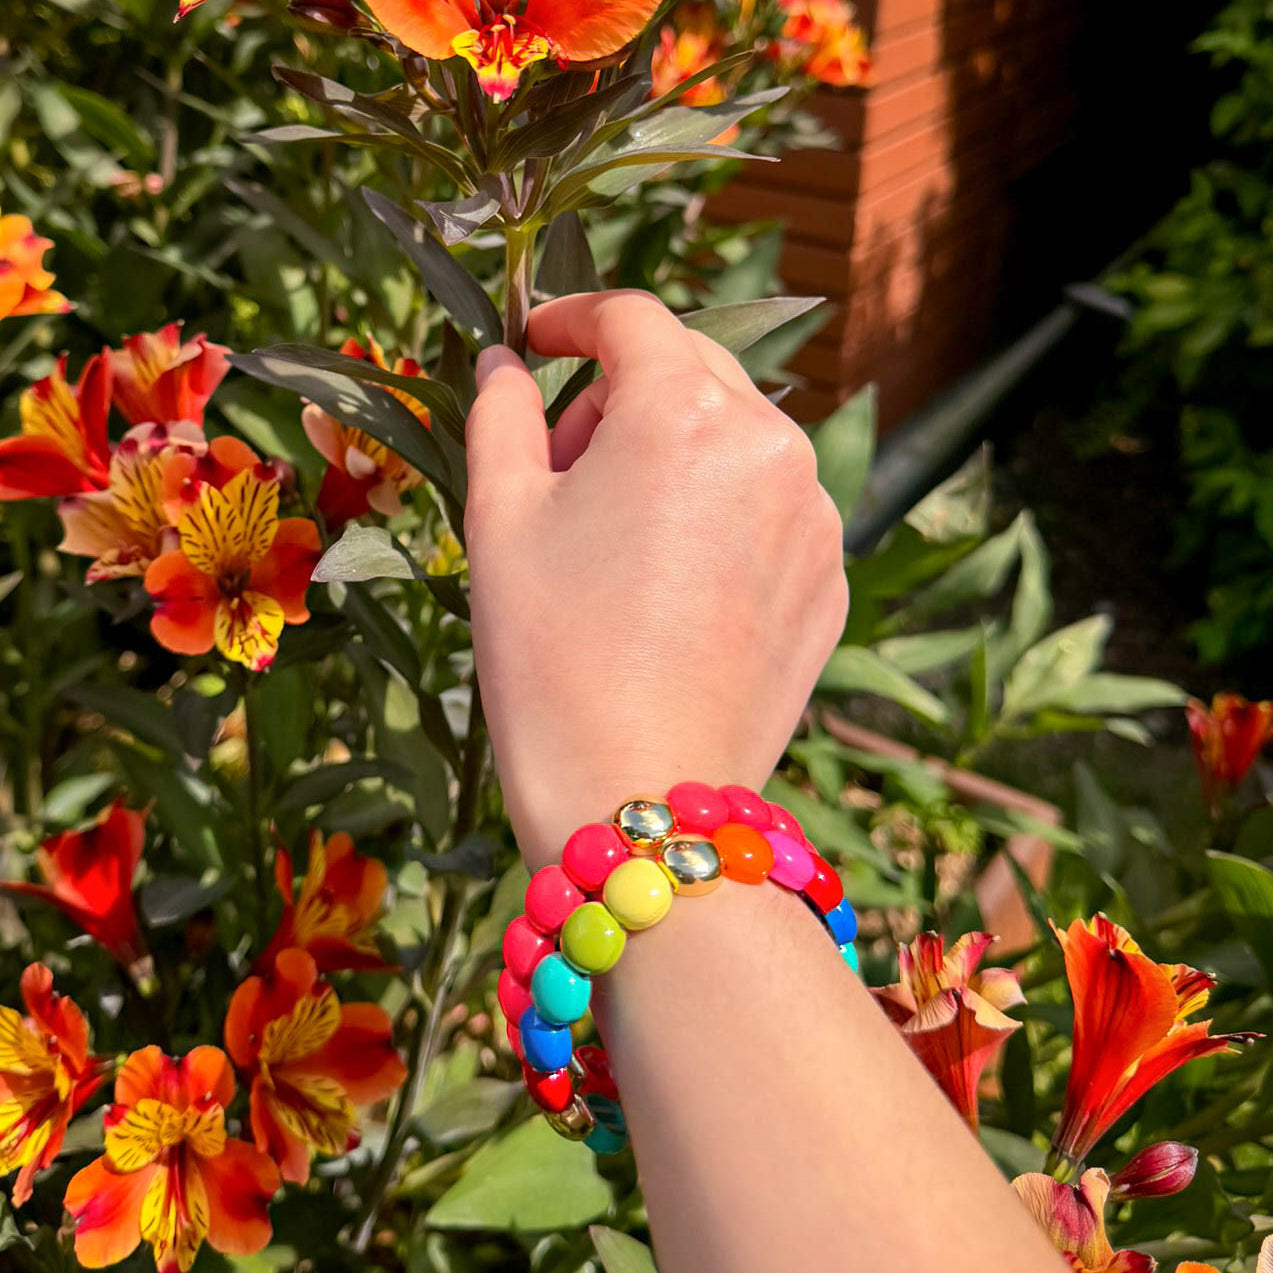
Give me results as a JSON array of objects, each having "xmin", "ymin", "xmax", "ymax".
[
  {"xmin": 524, "ymin": 865, "xmax": 586, "ymax": 936},
  {"xmin": 720, "ymin": 785, "xmax": 773, "ymax": 830},
  {"xmin": 506, "ymin": 1022, "xmax": 525, "ymax": 1061},
  {"xmin": 667, "ymin": 781, "xmax": 729, "ymax": 833},
  {"xmin": 502, "ymin": 915, "xmax": 552, "ymax": 982},
  {"xmin": 767, "ymin": 802, "xmax": 803, "ymax": 839},
  {"xmin": 764, "ymin": 830, "xmax": 816, "ymax": 890},
  {"xmin": 562, "ymin": 822, "xmax": 630, "ymax": 893},
  {"xmin": 497, "ymin": 969, "xmax": 532, "ymax": 1023}
]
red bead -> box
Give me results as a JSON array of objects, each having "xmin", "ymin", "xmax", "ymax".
[
  {"xmin": 562, "ymin": 822, "xmax": 630, "ymax": 893},
  {"xmin": 524, "ymin": 865, "xmax": 585, "ymax": 936},
  {"xmin": 667, "ymin": 781, "xmax": 729, "ymax": 834},
  {"xmin": 522, "ymin": 1062, "xmax": 575, "ymax": 1113},
  {"xmin": 502, "ymin": 915, "xmax": 552, "ymax": 983},
  {"xmin": 576, "ymin": 1044, "xmax": 619, "ymax": 1102},
  {"xmin": 767, "ymin": 802, "xmax": 803, "ymax": 839},
  {"xmin": 506, "ymin": 1022, "xmax": 525, "ymax": 1060},
  {"xmin": 804, "ymin": 852, "xmax": 844, "ymax": 913},
  {"xmin": 497, "ymin": 969, "xmax": 532, "ymax": 1024},
  {"xmin": 719, "ymin": 785, "xmax": 772, "ymax": 830}
]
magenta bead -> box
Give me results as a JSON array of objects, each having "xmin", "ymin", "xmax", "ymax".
[
  {"xmin": 767, "ymin": 802, "xmax": 803, "ymax": 839},
  {"xmin": 525, "ymin": 865, "xmax": 586, "ymax": 936},
  {"xmin": 764, "ymin": 830, "xmax": 817, "ymax": 890},
  {"xmin": 506, "ymin": 1022, "xmax": 525, "ymax": 1061},
  {"xmin": 503, "ymin": 915, "xmax": 552, "ymax": 983},
  {"xmin": 497, "ymin": 968, "xmax": 533, "ymax": 1023},
  {"xmin": 562, "ymin": 822, "xmax": 630, "ymax": 893},
  {"xmin": 719, "ymin": 785, "xmax": 772, "ymax": 830},
  {"xmin": 667, "ymin": 781, "xmax": 729, "ymax": 833}
]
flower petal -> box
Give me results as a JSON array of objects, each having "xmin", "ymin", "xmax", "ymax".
[
  {"xmin": 363, "ymin": 0, "xmax": 475, "ymax": 58},
  {"xmin": 65, "ymin": 1154, "xmax": 157, "ymax": 1269},
  {"xmin": 288, "ymin": 1003, "xmax": 407, "ymax": 1105},
  {"xmin": 248, "ymin": 517, "xmax": 319, "ymax": 623},
  {"xmin": 198, "ymin": 1137, "xmax": 279, "ymax": 1256},
  {"xmin": 145, "ymin": 551, "xmax": 218, "ymax": 656},
  {"xmin": 524, "ymin": 0, "xmax": 661, "ymax": 60}
]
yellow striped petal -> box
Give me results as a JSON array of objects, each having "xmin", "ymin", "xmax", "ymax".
[
  {"xmin": 260, "ymin": 986, "xmax": 340, "ymax": 1067},
  {"xmin": 214, "ymin": 589, "xmax": 285, "ymax": 671},
  {"xmin": 179, "ymin": 468, "xmax": 278, "ymax": 578},
  {"xmin": 141, "ymin": 1158, "xmax": 209, "ymax": 1273},
  {"xmin": 0, "ymin": 1006, "xmax": 53, "ymax": 1075}
]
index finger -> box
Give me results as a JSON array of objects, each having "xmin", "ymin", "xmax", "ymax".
[{"xmin": 527, "ymin": 290, "xmax": 709, "ymax": 386}]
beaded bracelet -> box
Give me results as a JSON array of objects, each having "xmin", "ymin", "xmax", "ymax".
[{"xmin": 498, "ymin": 782, "xmax": 858, "ymax": 1154}]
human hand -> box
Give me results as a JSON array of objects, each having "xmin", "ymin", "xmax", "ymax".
[{"xmin": 464, "ymin": 291, "xmax": 848, "ymax": 870}]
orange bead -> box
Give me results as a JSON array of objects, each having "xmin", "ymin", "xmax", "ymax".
[{"xmin": 711, "ymin": 822, "xmax": 774, "ymax": 884}]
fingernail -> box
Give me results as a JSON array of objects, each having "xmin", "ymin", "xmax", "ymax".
[{"xmin": 475, "ymin": 344, "xmax": 514, "ymax": 390}]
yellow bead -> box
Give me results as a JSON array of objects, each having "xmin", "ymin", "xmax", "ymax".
[{"xmin": 603, "ymin": 858, "xmax": 674, "ymax": 931}]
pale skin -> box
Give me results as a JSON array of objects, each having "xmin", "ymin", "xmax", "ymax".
[{"xmin": 464, "ymin": 290, "xmax": 1068, "ymax": 1273}]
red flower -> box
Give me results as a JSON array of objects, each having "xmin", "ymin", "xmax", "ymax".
[
  {"xmin": 224, "ymin": 948, "xmax": 406, "ymax": 1184},
  {"xmin": 0, "ymin": 964, "xmax": 111, "ymax": 1206},
  {"xmin": 0, "ymin": 353, "xmax": 112, "ymax": 500},
  {"xmin": 1, "ymin": 801, "xmax": 148, "ymax": 971},
  {"xmin": 872, "ymin": 931, "xmax": 1024, "ymax": 1131},
  {"xmin": 1108, "ymin": 1141, "xmax": 1198, "ymax": 1201},
  {"xmin": 257, "ymin": 831, "xmax": 392, "ymax": 975},
  {"xmin": 1187, "ymin": 692, "xmax": 1273, "ymax": 811},
  {"xmin": 1050, "ymin": 915, "xmax": 1258, "ymax": 1170},
  {"xmin": 110, "ymin": 322, "xmax": 230, "ymax": 428},
  {"xmin": 1013, "ymin": 1168, "xmax": 1154, "ymax": 1273},
  {"xmin": 64, "ymin": 1046, "xmax": 278, "ymax": 1272},
  {"xmin": 365, "ymin": 0, "xmax": 663, "ymax": 101},
  {"xmin": 0, "ymin": 210, "xmax": 72, "ymax": 322}
]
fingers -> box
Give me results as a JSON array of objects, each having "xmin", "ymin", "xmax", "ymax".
[
  {"xmin": 466, "ymin": 345, "xmax": 550, "ymax": 499},
  {"xmin": 550, "ymin": 375, "xmax": 609, "ymax": 472}
]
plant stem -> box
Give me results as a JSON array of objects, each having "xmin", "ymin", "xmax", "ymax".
[
  {"xmin": 242, "ymin": 675, "xmax": 269, "ymax": 946},
  {"xmin": 503, "ymin": 225, "xmax": 535, "ymax": 356}
]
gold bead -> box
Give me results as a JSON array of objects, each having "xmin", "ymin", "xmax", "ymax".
[
  {"xmin": 545, "ymin": 1096, "xmax": 596, "ymax": 1141},
  {"xmin": 614, "ymin": 795, "xmax": 676, "ymax": 854},
  {"xmin": 659, "ymin": 834, "xmax": 723, "ymax": 896}
]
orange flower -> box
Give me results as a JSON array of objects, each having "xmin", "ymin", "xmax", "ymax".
[
  {"xmin": 1187, "ymin": 692, "xmax": 1273, "ymax": 811},
  {"xmin": 1, "ymin": 801, "xmax": 148, "ymax": 971},
  {"xmin": 774, "ymin": 0, "xmax": 871, "ymax": 87},
  {"xmin": 1050, "ymin": 915, "xmax": 1258, "ymax": 1170},
  {"xmin": 224, "ymin": 948, "xmax": 406, "ymax": 1184},
  {"xmin": 649, "ymin": 4, "xmax": 740, "ymax": 144},
  {"xmin": 365, "ymin": 0, "xmax": 662, "ymax": 101},
  {"xmin": 0, "ymin": 210, "xmax": 72, "ymax": 322},
  {"xmin": 872, "ymin": 931, "xmax": 1023, "ymax": 1131},
  {"xmin": 143, "ymin": 451, "xmax": 320, "ymax": 671},
  {"xmin": 1013, "ymin": 1169, "xmax": 1154, "ymax": 1273},
  {"xmin": 0, "ymin": 353, "xmax": 112, "ymax": 500},
  {"xmin": 111, "ymin": 323, "xmax": 230, "ymax": 428},
  {"xmin": 64, "ymin": 1045, "xmax": 279, "ymax": 1272},
  {"xmin": 0, "ymin": 964, "xmax": 111, "ymax": 1207},
  {"xmin": 302, "ymin": 337, "xmax": 426, "ymax": 527},
  {"xmin": 257, "ymin": 831, "xmax": 392, "ymax": 975}
]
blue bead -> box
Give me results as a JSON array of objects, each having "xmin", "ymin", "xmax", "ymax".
[
  {"xmin": 825, "ymin": 899, "xmax": 858, "ymax": 944},
  {"xmin": 585, "ymin": 1124, "xmax": 628, "ymax": 1155},
  {"xmin": 531, "ymin": 953, "xmax": 592, "ymax": 1026},
  {"xmin": 585, "ymin": 1094, "xmax": 626, "ymax": 1134},
  {"xmin": 519, "ymin": 1007, "xmax": 572, "ymax": 1072},
  {"xmin": 839, "ymin": 941, "xmax": 860, "ymax": 974}
]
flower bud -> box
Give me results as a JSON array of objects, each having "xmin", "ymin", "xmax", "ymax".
[
  {"xmin": 1109, "ymin": 1142, "xmax": 1199, "ymax": 1200},
  {"xmin": 287, "ymin": 0, "xmax": 359, "ymax": 31}
]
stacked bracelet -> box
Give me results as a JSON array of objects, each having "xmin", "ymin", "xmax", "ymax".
[{"xmin": 498, "ymin": 782, "xmax": 858, "ymax": 1154}]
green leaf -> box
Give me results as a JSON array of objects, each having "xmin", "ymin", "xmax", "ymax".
[
  {"xmin": 274, "ymin": 758, "xmax": 418, "ymax": 816},
  {"xmin": 979, "ymin": 1127, "xmax": 1045, "ymax": 1179},
  {"xmin": 494, "ymin": 75, "xmax": 649, "ymax": 169},
  {"xmin": 873, "ymin": 627, "xmax": 982, "ymax": 676},
  {"xmin": 66, "ymin": 684, "xmax": 185, "ymax": 756},
  {"xmin": 1042, "ymin": 673, "xmax": 1187, "ymax": 716},
  {"xmin": 1000, "ymin": 615, "xmax": 1112, "ymax": 721},
  {"xmin": 427, "ymin": 1117, "xmax": 612, "ymax": 1231},
  {"xmin": 682, "ymin": 297, "xmax": 825, "ymax": 357},
  {"xmin": 417, "ymin": 1078, "xmax": 522, "ymax": 1147},
  {"xmin": 314, "ymin": 524, "xmax": 423, "ymax": 585},
  {"xmin": 40, "ymin": 772, "xmax": 117, "ymax": 825},
  {"xmin": 818, "ymin": 646, "xmax": 950, "ymax": 726},
  {"xmin": 139, "ymin": 875, "xmax": 234, "ymax": 927},
  {"xmin": 591, "ymin": 1226, "xmax": 658, "ymax": 1273},
  {"xmin": 58, "ymin": 83, "xmax": 152, "ymax": 167},
  {"xmin": 536, "ymin": 211, "xmax": 604, "ymax": 298},
  {"xmin": 363, "ymin": 189, "xmax": 502, "ymax": 349},
  {"xmin": 812, "ymin": 385, "xmax": 876, "ymax": 521},
  {"xmin": 761, "ymin": 775, "xmax": 893, "ymax": 872},
  {"xmin": 419, "ymin": 185, "xmax": 502, "ymax": 247},
  {"xmin": 904, "ymin": 446, "xmax": 992, "ymax": 543},
  {"xmin": 986, "ymin": 511, "xmax": 1051, "ymax": 683},
  {"xmin": 1208, "ymin": 851, "xmax": 1273, "ymax": 988}
]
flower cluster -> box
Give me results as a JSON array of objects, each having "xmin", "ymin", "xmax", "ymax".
[
  {"xmin": 771, "ymin": 0, "xmax": 871, "ymax": 88},
  {"xmin": 0, "ymin": 208, "xmax": 72, "ymax": 323}
]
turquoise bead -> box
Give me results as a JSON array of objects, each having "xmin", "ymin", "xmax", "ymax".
[
  {"xmin": 839, "ymin": 941, "xmax": 859, "ymax": 974},
  {"xmin": 585, "ymin": 1123, "xmax": 628, "ymax": 1155},
  {"xmin": 585, "ymin": 1094, "xmax": 626, "ymax": 1135},
  {"xmin": 531, "ymin": 953, "xmax": 592, "ymax": 1026}
]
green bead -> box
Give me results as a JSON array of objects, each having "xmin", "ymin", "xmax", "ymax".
[
  {"xmin": 840, "ymin": 942, "xmax": 859, "ymax": 974},
  {"xmin": 531, "ymin": 953, "xmax": 591, "ymax": 1025},
  {"xmin": 561, "ymin": 902, "xmax": 627, "ymax": 975},
  {"xmin": 585, "ymin": 1123, "xmax": 628, "ymax": 1155}
]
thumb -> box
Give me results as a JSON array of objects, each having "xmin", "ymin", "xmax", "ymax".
[{"xmin": 466, "ymin": 345, "xmax": 550, "ymax": 497}]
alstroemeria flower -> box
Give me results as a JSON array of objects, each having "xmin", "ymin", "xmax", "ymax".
[
  {"xmin": 1013, "ymin": 1169, "xmax": 1154, "ymax": 1273},
  {"xmin": 0, "ymin": 353, "xmax": 112, "ymax": 501},
  {"xmin": 774, "ymin": 0, "xmax": 871, "ymax": 87},
  {"xmin": 256, "ymin": 831, "xmax": 392, "ymax": 974},
  {"xmin": 649, "ymin": 4, "xmax": 739, "ymax": 143},
  {"xmin": 143, "ymin": 456, "xmax": 320, "ymax": 671},
  {"xmin": 110, "ymin": 323, "xmax": 230, "ymax": 428},
  {"xmin": 302, "ymin": 337, "xmax": 426, "ymax": 527},
  {"xmin": 64, "ymin": 1046, "xmax": 278, "ymax": 1272},
  {"xmin": 0, "ymin": 964, "xmax": 111, "ymax": 1206},
  {"xmin": 1187, "ymin": 692, "xmax": 1273, "ymax": 812},
  {"xmin": 1108, "ymin": 1141, "xmax": 1198, "ymax": 1201},
  {"xmin": 872, "ymin": 931, "xmax": 1024, "ymax": 1131},
  {"xmin": 0, "ymin": 210, "xmax": 72, "ymax": 322},
  {"xmin": 58, "ymin": 422, "xmax": 208, "ymax": 582},
  {"xmin": 1051, "ymin": 915, "xmax": 1258, "ymax": 1171},
  {"xmin": 365, "ymin": 0, "xmax": 662, "ymax": 102},
  {"xmin": 1, "ymin": 801, "xmax": 148, "ymax": 970},
  {"xmin": 225, "ymin": 948, "xmax": 406, "ymax": 1184}
]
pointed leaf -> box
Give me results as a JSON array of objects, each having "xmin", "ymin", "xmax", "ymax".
[
  {"xmin": 419, "ymin": 185, "xmax": 502, "ymax": 246},
  {"xmin": 315, "ymin": 524, "xmax": 423, "ymax": 585},
  {"xmin": 1000, "ymin": 615, "xmax": 1112, "ymax": 721},
  {"xmin": 813, "ymin": 385, "xmax": 876, "ymax": 520},
  {"xmin": 818, "ymin": 646, "xmax": 950, "ymax": 726},
  {"xmin": 1044, "ymin": 673, "xmax": 1187, "ymax": 716},
  {"xmin": 1208, "ymin": 851, "xmax": 1273, "ymax": 988},
  {"xmin": 682, "ymin": 297, "xmax": 826, "ymax": 357},
  {"xmin": 591, "ymin": 1226, "xmax": 658, "ymax": 1273},
  {"xmin": 536, "ymin": 211, "xmax": 603, "ymax": 298}
]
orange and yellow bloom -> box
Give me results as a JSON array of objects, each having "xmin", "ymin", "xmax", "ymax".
[
  {"xmin": 773, "ymin": 0, "xmax": 870, "ymax": 87},
  {"xmin": 1050, "ymin": 915, "xmax": 1258, "ymax": 1170},
  {"xmin": 1186, "ymin": 691, "xmax": 1273, "ymax": 811},
  {"xmin": 872, "ymin": 931, "xmax": 1023, "ymax": 1131},
  {"xmin": 0, "ymin": 964, "xmax": 110, "ymax": 1207},
  {"xmin": 364, "ymin": 0, "xmax": 663, "ymax": 101},
  {"xmin": 64, "ymin": 1045, "xmax": 279, "ymax": 1272},
  {"xmin": 0, "ymin": 210, "xmax": 72, "ymax": 323},
  {"xmin": 1013, "ymin": 1168, "xmax": 1153, "ymax": 1273},
  {"xmin": 110, "ymin": 323, "xmax": 230, "ymax": 429},
  {"xmin": 225, "ymin": 948, "xmax": 405, "ymax": 1184}
]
